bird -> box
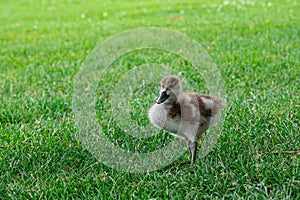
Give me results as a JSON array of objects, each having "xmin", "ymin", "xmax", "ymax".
[{"xmin": 148, "ymin": 76, "xmax": 226, "ymax": 165}]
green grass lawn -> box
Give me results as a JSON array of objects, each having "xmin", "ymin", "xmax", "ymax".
[{"xmin": 1, "ymin": 0, "xmax": 299, "ymax": 199}]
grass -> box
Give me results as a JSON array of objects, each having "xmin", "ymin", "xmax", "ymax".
[{"xmin": 0, "ymin": 0, "xmax": 299, "ymax": 199}]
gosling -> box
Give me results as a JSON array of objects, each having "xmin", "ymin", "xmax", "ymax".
[{"xmin": 148, "ymin": 76, "xmax": 226, "ymax": 165}]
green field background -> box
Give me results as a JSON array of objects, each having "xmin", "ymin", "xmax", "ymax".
[{"xmin": 0, "ymin": 0, "xmax": 299, "ymax": 199}]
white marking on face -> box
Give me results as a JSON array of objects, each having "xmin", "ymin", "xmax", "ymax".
[{"xmin": 166, "ymin": 89, "xmax": 170, "ymax": 95}]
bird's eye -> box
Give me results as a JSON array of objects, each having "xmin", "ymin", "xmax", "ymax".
[{"xmin": 165, "ymin": 88, "xmax": 171, "ymax": 95}]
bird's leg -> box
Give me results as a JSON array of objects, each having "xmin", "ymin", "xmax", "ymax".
[{"xmin": 188, "ymin": 140, "xmax": 198, "ymax": 165}]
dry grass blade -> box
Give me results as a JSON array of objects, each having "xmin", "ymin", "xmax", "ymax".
[{"xmin": 282, "ymin": 150, "xmax": 300, "ymax": 155}]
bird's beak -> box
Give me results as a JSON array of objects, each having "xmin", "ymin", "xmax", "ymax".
[{"xmin": 156, "ymin": 90, "xmax": 169, "ymax": 104}]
